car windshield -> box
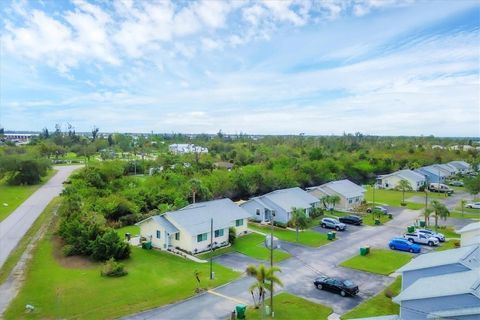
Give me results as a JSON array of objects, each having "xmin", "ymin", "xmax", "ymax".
[
  {"xmin": 343, "ymin": 280, "xmax": 354, "ymax": 287},
  {"xmin": 332, "ymin": 219, "xmax": 340, "ymax": 223}
]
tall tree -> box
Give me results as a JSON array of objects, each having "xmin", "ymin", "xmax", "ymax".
[
  {"xmin": 464, "ymin": 175, "xmax": 480, "ymax": 200},
  {"xmin": 422, "ymin": 207, "xmax": 433, "ymax": 226},
  {"xmin": 246, "ymin": 264, "xmax": 283, "ymax": 311},
  {"xmin": 397, "ymin": 179, "xmax": 413, "ymax": 204},
  {"xmin": 431, "ymin": 200, "xmax": 450, "ymax": 230},
  {"xmin": 290, "ymin": 208, "xmax": 310, "ymax": 242}
]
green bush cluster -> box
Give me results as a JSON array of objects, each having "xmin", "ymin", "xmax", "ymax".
[{"xmin": 101, "ymin": 258, "xmax": 128, "ymax": 277}]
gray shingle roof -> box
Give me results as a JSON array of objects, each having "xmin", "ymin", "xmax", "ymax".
[
  {"xmin": 397, "ymin": 245, "xmax": 479, "ymax": 272},
  {"xmin": 258, "ymin": 187, "xmax": 319, "ymax": 212},
  {"xmin": 165, "ymin": 198, "xmax": 250, "ymax": 235},
  {"xmin": 135, "ymin": 215, "xmax": 179, "ymax": 234},
  {"xmin": 448, "ymin": 161, "xmax": 471, "ymax": 170},
  {"xmin": 417, "ymin": 165, "xmax": 450, "ymax": 177},
  {"xmin": 381, "ymin": 169, "xmax": 426, "ymax": 183},
  {"xmin": 310, "ymin": 179, "xmax": 365, "ymax": 198},
  {"xmin": 393, "ymin": 268, "xmax": 480, "ymax": 302}
]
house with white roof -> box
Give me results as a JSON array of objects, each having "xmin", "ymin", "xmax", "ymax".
[
  {"xmin": 306, "ymin": 179, "xmax": 366, "ymax": 211},
  {"xmin": 458, "ymin": 222, "xmax": 480, "ymax": 247},
  {"xmin": 168, "ymin": 143, "xmax": 208, "ymax": 154},
  {"xmin": 393, "ymin": 268, "xmax": 480, "ymax": 319},
  {"xmin": 376, "ymin": 169, "xmax": 426, "ymax": 191},
  {"xmin": 136, "ymin": 198, "xmax": 250, "ymax": 254},
  {"xmin": 448, "ymin": 161, "xmax": 471, "ymax": 174},
  {"xmin": 240, "ymin": 187, "xmax": 320, "ymax": 224}
]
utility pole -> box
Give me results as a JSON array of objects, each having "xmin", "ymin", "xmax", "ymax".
[
  {"xmin": 210, "ymin": 218, "xmax": 213, "ymax": 280},
  {"xmin": 270, "ymin": 210, "xmax": 275, "ymax": 317}
]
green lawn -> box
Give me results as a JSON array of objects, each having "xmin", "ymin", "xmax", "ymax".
[
  {"xmin": 340, "ymin": 249, "xmax": 412, "ymax": 275},
  {"xmin": 362, "ymin": 213, "xmax": 391, "ymax": 226},
  {"xmin": 0, "ymin": 170, "xmax": 56, "ymax": 222},
  {"xmin": 434, "ymin": 240, "xmax": 460, "ymax": 252},
  {"xmin": 0, "ymin": 197, "xmax": 60, "ymax": 285},
  {"xmin": 247, "ymin": 292, "xmax": 333, "ymax": 320},
  {"xmin": 249, "ymin": 224, "xmax": 331, "ymax": 247},
  {"xmin": 341, "ymin": 277, "xmax": 401, "ymax": 319},
  {"xmin": 435, "ymin": 226, "xmax": 460, "ymax": 238},
  {"xmin": 365, "ymin": 187, "xmax": 444, "ymax": 210},
  {"xmin": 199, "ymin": 233, "xmax": 291, "ymax": 263},
  {"xmin": 115, "ymin": 225, "xmax": 140, "ymax": 238},
  {"xmin": 5, "ymin": 234, "xmax": 240, "ymax": 319}
]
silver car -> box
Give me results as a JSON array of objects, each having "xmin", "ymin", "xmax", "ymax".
[{"xmin": 321, "ymin": 218, "xmax": 346, "ymax": 231}]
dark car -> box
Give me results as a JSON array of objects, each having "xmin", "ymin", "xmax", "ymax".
[
  {"xmin": 339, "ymin": 215, "xmax": 363, "ymax": 225},
  {"xmin": 313, "ymin": 276, "xmax": 359, "ymax": 297}
]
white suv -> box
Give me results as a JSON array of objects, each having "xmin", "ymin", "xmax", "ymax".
[{"xmin": 321, "ymin": 218, "xmax": 346, "ymax": 231}]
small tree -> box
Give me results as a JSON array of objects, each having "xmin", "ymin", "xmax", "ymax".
[
  {"xmin": 330, "ymin": 195, "xmax": 340, "ymax": 211},
  {"xmin": 194, "ymin": 270, "xmax": 201, "ymax": 292},
  {"xmin": 460, "ymin": 199, "xmax": 467, "ymax": 217},
  {"xmin": 397, "ymin": 179, "xmax": 413, "ymax": 205},
  {"xmin": 431, "ymin": 200, "xmax": 450, "ymax": 231},
  {"xmin": 422, "ymin": 207, "xmax": 433, "ymax": 226},
  {"xmin": 228, "ymin": 227, "xmax": 236, "ymax": 244},
  {"xmin": 464, "ymin": 175, "xmax": 480, "ymax": 200},
  {"xmin": 246, "ymin": 264, "xmax": 283, "ymax": 310},
  {"xmin": 289, "ymin": 208, "xmax": 310, "ymax": 242}
]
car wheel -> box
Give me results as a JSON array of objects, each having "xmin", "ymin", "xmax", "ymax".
[
  {"xmin": 428, "ymin": 241, "xmax": 434, "ymax": 247},
  {"xmin": 316, "ymin": 284, "xmax": 323, "ymax": 290},
  {"xmin": 321, "ymin": 223, "xmax": 326, "ymax": 228},
  {"xmin": 335, "ymin": 226, "xmax": 340, "ymax": 231},
  {"xmin": 409, "ymin": 248, "xmax": 414, "ymax": 253},
  {"xmin": 340, "ymin": 290, "xmax": 346, "ymax": 297},
  {"xmin": 390, "ymin": 245, "xmax": 395, "ymax": 250}
]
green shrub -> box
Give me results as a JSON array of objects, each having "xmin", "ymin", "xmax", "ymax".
[
  {"xmin": 274, "ymin": 221, "xmax": 287, "ymax": 228},
  {"xmin": 101, "ymin": 258, "xmax": 127, "ymax": 277},
  {"xmin": 228, "ymin": 227, "xmax": 236, "ymax": 244},
  {"xmin": 90, "ymin": 229, "xmax": 131, "ymax": 261}
]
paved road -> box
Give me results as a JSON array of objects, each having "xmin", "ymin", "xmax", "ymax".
[
  {"xmin": 122, "ymin": 209, "xmax": 420, "ymax": 320},
  {"xmin": 0, "ymin": 165, "xmax": 82, "ymax": 268}
]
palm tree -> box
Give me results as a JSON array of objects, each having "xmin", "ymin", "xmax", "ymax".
[
  {"xmin": 460, "ymin": 199, "xmax": 467, "ymax": 217},
  {"xmin": 431, "ymin": 200, "xmax": 450, "ymax": 231},
  {"xmin": 422, "ymin": 207, "xmax": 433, "ymax": 226},
  {"xmin": 189, "ymin": 178, "xmax": 202, "ymax": 204},
  {"xmin": 246, "ymin": 264, "xmax": 283, "ymax": 311},
  {"xmin": 397, "ymin": 179, "xmax": 413, "ymax": 205},
  {"xmin": 290, "ymin": 208, "xmax": 310, "ymax": 242},
  {"xmin": 320, "ymin": 195, "xmax": 332, "ymax": 210},
  {"xmin": 330, "ymin": 195, "xmax": 341, "ymax": 211}
]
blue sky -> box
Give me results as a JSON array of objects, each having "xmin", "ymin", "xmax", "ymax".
[{"xmin": 1, "ymin": 0, "xmax": 479, "ymax": 136}]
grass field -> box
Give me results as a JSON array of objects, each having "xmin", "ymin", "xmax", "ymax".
[
  {"xmin": 365, "ymin": 187, "xmax": 444, "ymax": 210},
  {"xmin": 115, "ymin": 225, "xmax": 140, "ymax": 238},
  {"xmin": 249, "ymin": 224, "xmax": 331, "ymax": 247},
  {"xmin": 199, "ymin": 232, "xmax": 291, "ymax": 263},
  {"xmin": 247, "ymin": 292, "xmax": 333, "ymax": 320},
  {"xmin": 434, "ymin": 240, "xmax": 460, "ymax": 252},
  {"xmin": 0, "ymin": 170, "xmax": 56, "ymax": 222},
  {"xmin": 341, "ymin": 277, "xmax": 401, "ymax": 319},
  {"xmin": 5, "ymin": 231, "xmax": 240, "ymax": 319},
  {"xmin": 0, "ymin": 197, "xmax": 60, "ymax": 285},
  {"xmin": 340, "ymin": 249, "xmax": 412, "ymax": 275}
]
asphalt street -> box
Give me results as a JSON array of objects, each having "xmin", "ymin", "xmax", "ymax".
[{"xmin": 0, "ymin": 165, "xmax": 82, "ymax": 269}]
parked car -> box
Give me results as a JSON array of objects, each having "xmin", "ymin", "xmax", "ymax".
[
  {"xmin": 416, "ymin": 229, "xmax": 445, "ymax": 242},
  {"xmin": 366, "ymin": 206, "xmax": 388, "ymax": 214},
  {"xmin": 313, "ymin": 276, "xmax": 359, "ymax": 297},
  {"xmin": 449, "ymin": 181, "xmax": 464, "ymax": 187},
  {"xmin": 389, "ymin": 238, "xmax": 421, "ymax": 253},
  {"xmin": 404, "ymin": 232, "xmax": 439, "ymax": 246},
  {"xmin": 320, "ymin": 218, "xmax": 346, "ymax": 231},
  {"xmin": 338, "ymin": 215, "xmax": 363, "ymax": 225},
  {"xmin": 465, "ymin": 202, "xmax": 480, "ymax": 209},
  {"xmin": 428, "ymin": 183, "xmax": 453, "ymax": 195}
]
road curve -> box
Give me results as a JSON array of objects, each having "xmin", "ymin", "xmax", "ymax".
[{"xmin": 0, "ymin": 165, "xmax": 82, "ymax": 268}]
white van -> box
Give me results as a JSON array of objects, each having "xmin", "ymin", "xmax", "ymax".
[{"xmin": 428, "ymin": 183, "xmax": 453, "ymax": 194}]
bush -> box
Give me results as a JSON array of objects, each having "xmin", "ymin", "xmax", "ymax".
[
  {"xmin": 228, "ymin": 227, "xmax": 236, "ymax": 244},
  {"xmin": 90, "ymin": 229, "xmax": 131, "ymax": 261},
  {"xmin": 101, "ymin": 258, "xmax": 128, "ymax": 277},
  {"xmin": 274, "ymin": 221, "xmax": 287, "ymax": 228},
  {"xmin": 310, "ymin": 207, "xmax": 324, "ymax": 219}
]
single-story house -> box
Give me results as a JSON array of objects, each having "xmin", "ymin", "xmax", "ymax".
[
  {"xmin": 458, "ymin": 223, "xmax": 480, "ymax": 247},
  {"xmin": 415, "ymin": 165, "xmax": 450, "ymax": 184},
  {"xmin": 376, "ymin": 169, "xmax": 426, "ymax": 191},
  {"xmin": 393, "ymin": 268, "xmax": 480, "ymax": 319},
  {"xmin": 136, "ymin": 198, "xmax": 250, "ymax": 254},
  {"xmin": 240, "ymin": 187, "xmax": 320, "ymax": 224},
  {"xmin": 448, "ymin": 161, "xmax": 472, "ymax": 174},
  {"xmin": 433, "ymin": 163, "xmax": 458, "ymax": 176},
  {"xmin": 397, "ymin": 245, "xmax": 480, "ymax": 289},
  {"xmin": 168, "ymin": 143, "xmax": 208, "ymax": 154},
  {"xmin": 307, "ymin": 179, "xmax": 366, "ymax": 211}
]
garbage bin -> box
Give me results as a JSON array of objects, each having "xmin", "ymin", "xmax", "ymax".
[
  {"xmin": 419, "ymin": 221, "xmax": 426, "ymax": 228},
  {"xmin": 327, "ymin": 232, "xmax": 333, "ymax": 240},
  {"xmin": 331, "ymin": 231, "xmax": 336, "ymax": 239},
  {"xmin": 265, "ymin": 305, "xmax": 271, "ymax": 316},
  {"xmin": 142, "ymin": 241, "xmax": 152, "ymax": 250},
  {"xmin": 388, "ymin": 213, "xmax": 393, "ymax": 219},
  {"xmin": 360, "ymin": 247, "xmax": 368, "ymax": 256},
  {"xmin": 374, "ymin": 219, "xmax": 381, "ymax": 225},
  {"xmin": 125, "ymin": 233, "xmax": 131, "ymax": 241},
  {"xmin": 407, "ymin": 226, "xmax": 415, "ymax": 233},
  {"xmin": 365, "ymin": 246, "xmax": 370, "ymax": 254},
  {"xmin": 236, "ymin": 304, "xmax": 246, "ymax": 320}
]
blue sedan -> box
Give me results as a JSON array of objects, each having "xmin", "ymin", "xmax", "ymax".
[{"xmin": 389, "ymin": 238, "xmax": 421, "ymax": 253}]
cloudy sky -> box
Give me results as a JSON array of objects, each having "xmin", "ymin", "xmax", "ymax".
[{"xmin": 1, "ymin": 0, "xmax": 479, "ymax": 136}]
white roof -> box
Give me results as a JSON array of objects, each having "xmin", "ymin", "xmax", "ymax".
[
  {"xmin": 380, "ymin": 169, "xmax": 426, "ymax": 183},
  {"xmin": 309, "ymin": 179, "xmax": 365, "ymax": 199},
  {"xmin": 252, "ymin": 187, "xmax": 319, "ymax": 212},
  {"xmin": 397, "ymin": 245, "xmax": 479, "ymax": 272},
  {"xmin": 448, "ymin": 161, "xmax": 471, "ymax": 170},
  {"xmin": 427, "ymin": 306, "xmax": 480, "ymax": 318},
  {"xmin": 458, "ymin": 222, "xmax": 480, "ymax": 234},
  {"xmin": 393, "ymin": 268, "xmax": 480, "ymax": 302}
]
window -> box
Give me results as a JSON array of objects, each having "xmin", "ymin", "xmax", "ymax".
[
  {"xmin": 197, "ymin": 233, "xmax": 208, "ymax": 242},
  {"xmin": 349, "ymin": 199, "xmax": 352, "ymax": 204},
  {"xmin": 256, "ymin": 209, "xmax": 260, "ymax": 215},
  {"xmin": 214, "ymin": 229, "xmax": 224, "ymax": 237},
  {"xmin": 175, "ymin": 232, "xmax": 180, "ymax": 241},
  {"xmin": 235, "ymin": 219, "xmax": 244, "ymax": 227},
  {"xmin": 156, "ymin": 230, "xmax": 161, "ymax": 239}
]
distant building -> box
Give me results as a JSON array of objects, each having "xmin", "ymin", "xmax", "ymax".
[
  {"xmin": 240, "ymin": 187, "xmax": 320, "ymax": 224},
  {"xmin": 3, "ymin": 133, "xmax": 39, "ymax": 143},
  {"xmin": 168, "ymin": 144, "xmax": 208, "ymax": 154},
  {"xmin": 376, "ymin": 170, "xmax": 426, "ymax": 191},
  {"xmin": 307, "ymin": 179, "xmax": 366, "ymax": 211}
]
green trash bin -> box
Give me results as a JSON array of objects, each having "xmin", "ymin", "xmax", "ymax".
[
  {"xmin": 327, "ymin": 232, "xmax": 333, "ymax": 240},
  {"xmin": 236, "ymin": 304, "xmax": 246, "ymax": 320},
  {"xmin": 365, "ymin": 246, "xmax": 370, "ymax": 254},
  {"xmin": 142, "ymin": 241, "xmax": 152, "ymax": 250},
  {"xmin": 419, "ymin": 221, "xmax": 426, "ymax": 228},
  {"xmin": 360, "ymin": 247, "xmax": 367, "ymax": 256},
  {"xmin": 374, "ymin": 219, "xmax": 381, "ymax": 225},
  {"xmin": 331, "ymin": 231, "xmax": 336, "ymax": 239},
  {"xmin": 407, "ymin": 226, "xmax": 415, "ymax": 233}
]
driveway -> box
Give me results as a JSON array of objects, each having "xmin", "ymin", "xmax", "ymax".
[
  {"xmin": 213, "ymin": 252, "xmax": 261, "ymax": 272},
  {"xmin": 0, "ymin": 165, "xmax": 82, "ymax": 268}
]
